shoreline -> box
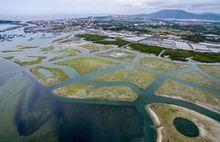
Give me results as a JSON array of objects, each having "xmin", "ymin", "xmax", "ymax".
[
  {"xmin": 145, "ymin": 105, "xmax": 162, "ymax": 142},
  {"xmin": 156, "ymin": 94, "xmax": 220, "ymax": 115}
]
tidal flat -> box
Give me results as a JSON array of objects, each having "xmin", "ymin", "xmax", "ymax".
[
  {"xmin": 147, "ymin": 104, "xmax": 220, "ymax": 142},
  {"xmin": 0, "ymin": 29, "xmax": 220, "ymax": 142}
]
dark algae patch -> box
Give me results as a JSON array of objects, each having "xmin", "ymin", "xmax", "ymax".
[{"xmin": 173, "ymin": 117, "xmax": 199, "ymax": 137}]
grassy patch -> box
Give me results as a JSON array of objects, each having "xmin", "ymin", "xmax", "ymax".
[
  {"xmin": 176, "ymin": 71, "xmax": 220, "ymax": 88},
  {"xmin": 155, "ymin": 79, "xmax": 220, "ymax": 113},
  {"xmin": 3, "ymin": 56, "xmax": 14, "ymax": 60},
  {"xmin": 53, "ymin": 83, "xmax": 138, "ymax": 101},
  {"xmin": 140, "ymin": 57, "xmax": 188, "ymax": 72},
  {"xmin": 63, "ymin": 49, "xmax": 81, "ymax": 56},
  {"xmin": 148, "ymin": 104, "xmax": 220, "ymax": 142},
  {"xmin": 79, "ymin": 43, "xmax": 111, "ymax": 53},
  {"xmin": 30, "ymin": 66, "xmax": 68, "ymax": 86},
  {"xmin": 48, "ymin": 56, "xmax": 64, "ymax": 62},
  {"xmin": 41, "ymin": 46, "xmax": 55, "ymax": 52},
  {"xmin": 97, "ymin": 49, "xmax": 136, "ymax": 61},
  {"xmin": 57, "ymin": 57, "xmax": 117, "ymax": 76},
  {"xmin": 198, "ymin": 65, "xmax": 220, "ymax": 78},
  {"xmin": 162, "ymin": 49, "xmax": 220, "ymax": 63},
  {"xmin": 94, "ymin": 66, "xmax": 158, "ymax": 89},
  {"xmin": 4, "ymin": 56, "xmax": 46, "ymax": 66},
  {"xmin": 52, "ymin": 36, "xmax": 71, "ymax": 43},
  {"xmin": 130, "ymin": 43, "xmax": 164, "ymax": 56},
  {"xmin": 2, "ymin": 49, "xmax": 23, "ymax": 53},
  {"xmin": 77, "ymin": 34, "xmax": 130, "ymax": 47},
  {"xmin": 19, "ymin": 46, "xmax": 38, "ymax": 50}
]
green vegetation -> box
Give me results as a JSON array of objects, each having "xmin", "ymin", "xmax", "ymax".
[
  {"xmin": 198, "ymin": 65, "xmax": 220, "ymax": 78},
  {"xmin": 30, "ymin": 66, "xmax": 68, "ymax": 86},
  {"xmin": 57, "ymin": 57, "xmax": 117, "ymax": 76},
  {"xmin": 97, "ymin": 49, "xmax": 136, "ymax": 61},
  {"xmin": 52, "ymin": 35, "xmax": 72, "ymax": 43},
  {"xmin": 41, "ymin": 46, "xmax": 55, "ymax": 52},
  {"xmin": 140, "ymin": 57, "xmax": 188, "ymax": 72},
  {"xmin": 53, "ymin": 83, "xmax": 138, "ymax": 102},
  {"xmin": 94, "ymin": 66, "xmax": 158, "ymax": 89},
  {"xmin": 162, "ymin": 49, "xmax": 220, "ymax": 63},
  {"xmin": 130, "ymin": 43, "xmax": 163, "ymax": 56},
  {"xmin": 155, "ymin": 79, "xmax": 220, "ymax": 113},
  {"xmin": 63, "ymin": 49, "xmax": 81, "ymax": 56},
  {"xmin": 4, "ymin": 56, "xmax": 46, "ymax": 66},
  {"xmin": 48, "ymin": 56, "xmax": 64, "ymax": 62},
  {"xmin": 77, "ymin": 34, "xmax": 129, "ymax": 47},
  {"xmin": 148, "ymin": 104, "xmax": 220, "ymax": 142},
  {"xmin": 149, "ymin": 27, "xmax": 192, "ymax": 35},
  {"xmin": 2, "ymin": 49, "xmax": 23, "ymax": 53},
  {"xmin": 19, "ymin": 46, "xmax": 38, "ymax": 50},
  {"xmin": 3, "ymin": 56, "xmax": 14, "ymax": 60},
  {"xmin": 79, "ymin": 43, "xmax": 111, "ymax": 53},
  {"xmin": 78, "ymin": 34, "xmax": 220, "ymax": 63},
  {"xmin": 77, "ymin": 34, "xmax": 107, "ymax": 41},
  {"xmin": 176, "ymin": 71, "xmax": 220, "ymax": 88},
  {"xmin": 47, "ymin": 49, "xmax": 80, "ymax": 61},
  {"xmin": 182, "ymin": 34, "xmax": 206, "ymax": 43}
]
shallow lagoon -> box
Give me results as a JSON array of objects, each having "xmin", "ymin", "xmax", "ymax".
[{"xmin": 0, "ymin": 26, "xmax": 220, "ymax": 142}]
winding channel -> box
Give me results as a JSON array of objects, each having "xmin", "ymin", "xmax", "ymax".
[{"xmin": 0, "ymin": 26, "xmax": 220, "ymax": 142}]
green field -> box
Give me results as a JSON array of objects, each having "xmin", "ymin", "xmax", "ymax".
[
  {"xmin": 140, "ymin": 57, "xmax": 188, "ymax": 72},
  {"xmin": 30, "ymin": 66, "xmax": 69, "ymax": 86},
  {"xmin": 176, "ymin": 71, "xmax": 220, "ymax": 88},
  {"xmin": 94, "ymin": 66, "xmax": 158, "ymax": 89},
  {"xmin": 4, "ymin": 56, "xmax": 46, "ymax": 66},
  {"xmin": 57, "ymin": 57, "xmax": 117, "ymax": 76},
  {"xmin": 198, "ymin": 65, "xmax": 220, "ymax": 78},
  {"xmin": 155, "ymin": 79, "xmax": 220, "ymax": 113},
  {"xmin": 54, "ymin": 83, "xmax": 138, "ymax": 102}
]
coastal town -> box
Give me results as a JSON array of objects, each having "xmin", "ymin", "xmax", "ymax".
[{"xmin": 0, "ymin": 8, "xmax": 220, "ymax": 142}]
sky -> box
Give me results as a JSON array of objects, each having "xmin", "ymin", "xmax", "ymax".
[{"xmin": 0, "ymin": 0, "xmax": 220, "ymax": 16}]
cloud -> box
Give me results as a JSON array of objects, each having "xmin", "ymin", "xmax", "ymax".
[{"xmin": 0, "ymin": 0, "xmax": 219, "ymax": 15}]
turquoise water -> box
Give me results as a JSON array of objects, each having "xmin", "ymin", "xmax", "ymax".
[{"xmin": 0, "ymin": 25, "xmax": 220, "ymax": 142}]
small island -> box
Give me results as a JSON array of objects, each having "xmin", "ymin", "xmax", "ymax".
[
  {"xmin": 53, "ymin": 83, "xmax": 138, "ymax": 102},
  {"xmin": 176, "ymin": 70, "xmax": 220, "ymax": 88},
  {"xmin": 4, "ymin": 56, "xmax": 46, "ymax": 66},
  {"xmin": 198, "ymin": 64, "xmax": 220, "ymax": 79},
  {"xmin": 57, "ymin": 57, "xmax": 117, "ymax": 76},
  {"xmin": 146, "ymin": 104, "xmax": 220, "ymax": 142},
  {"xmin": 94, "ymin": 66, "xmax": 158, "ymax": 89},
  {"xmin": 140, "ymin": 57, "xmax": 188, "ymax": 72},
  {"xmin": 79, "ymin": 43, "xmax": 112, "ymax": 53},
  {"xmin": 155, "ymin": 79, "xmax": 220, "ymax": 113},
  {"xmin": 29, "ymin": 66, "xmax": 69, "ymax": 86}
]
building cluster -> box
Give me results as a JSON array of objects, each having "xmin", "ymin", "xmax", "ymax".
[{"xmin": 23, "ymin": 17, "xmax": 220, "ymax": 53}]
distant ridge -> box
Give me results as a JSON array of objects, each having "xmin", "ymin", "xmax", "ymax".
[{"xmin": 132, "ymin": 10, "xmax": 220, "ymax": 21}]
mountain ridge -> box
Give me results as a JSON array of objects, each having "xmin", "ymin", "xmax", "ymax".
[{"xmin": 131, "ymin": 9, "xmax": 220, "ymax": 21}]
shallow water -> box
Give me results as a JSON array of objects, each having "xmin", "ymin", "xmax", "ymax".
[{"xmin": 0, "ymin": 25, "xmax": 220, "ymax": 142}]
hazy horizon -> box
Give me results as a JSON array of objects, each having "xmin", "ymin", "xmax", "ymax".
[{"xmin": 1, "ymin": 0, "xmax": 220, "ymax": 16}]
